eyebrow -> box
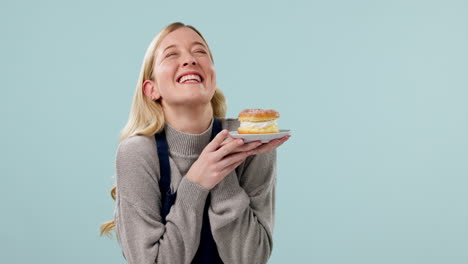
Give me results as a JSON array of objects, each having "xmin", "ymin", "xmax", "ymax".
[{"xmin": 162, "ymin": 41, "xmax": 207, "ymax": 53}]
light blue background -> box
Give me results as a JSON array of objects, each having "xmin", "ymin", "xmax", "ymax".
[{"xmin": 1, "ymin": 0, "xmax": 467, "ymax": 263}]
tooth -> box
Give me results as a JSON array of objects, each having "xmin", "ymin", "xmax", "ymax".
[{"xmin": 179, "ymin": 74, "xmax": 201, "ymax": 83}]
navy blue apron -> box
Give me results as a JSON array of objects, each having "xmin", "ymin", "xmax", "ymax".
[{"xmin": 155, "ymin": 118, "xmax": 224, "ymax": 264}]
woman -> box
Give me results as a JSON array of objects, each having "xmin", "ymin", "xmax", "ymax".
[{"xmin": 100, "ymin": 22, "xmax": 290, "ymax": 264}]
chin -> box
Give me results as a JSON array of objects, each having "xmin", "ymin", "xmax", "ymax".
[
  {"xmin": 164, "ymin": 84, "xmax": 216, "ymax": 105},
  {"xmin": 169, "ymin": 95, "xmax": 213, "ymax": 107}
]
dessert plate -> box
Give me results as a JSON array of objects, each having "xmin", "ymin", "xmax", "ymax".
[{"xmin": 229, "ymin": 129, "xmax": 291, "ymax": 143}]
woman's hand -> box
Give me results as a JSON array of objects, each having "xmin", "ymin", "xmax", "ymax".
[
  {"xmin": 186, "ymin": 129, "xmax": 263, "ymax": 190},
  {"xmin": 246, "ymin": 135, "xmax": 291, "ymax": 156},
  {"xmin": 221, "ymin": 135, "xmax": 291, "ymax": 156}
]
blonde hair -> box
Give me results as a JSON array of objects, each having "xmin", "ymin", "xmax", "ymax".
[{"xmin": 100, "ymin": 22, "xmax": 227, "ymax": 237}]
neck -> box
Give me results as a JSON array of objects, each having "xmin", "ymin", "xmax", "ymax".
[{"xmin": 163, "ymin": 103, "xmax": 214, "ymax": 134}]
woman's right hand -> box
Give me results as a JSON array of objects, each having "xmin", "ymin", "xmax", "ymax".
[{"xmin": 186, "ymin": 129, "xmax": 262, "ymax": 190}]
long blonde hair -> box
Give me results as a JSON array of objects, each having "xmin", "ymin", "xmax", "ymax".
[{"xmin": 100, "ymin": 22, "xmax": 227, "ymax": 237}]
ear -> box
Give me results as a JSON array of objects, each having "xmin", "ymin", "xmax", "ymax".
[{"xmin": 142, "ymin": 80, "xmax": 161, "ymax": 100}]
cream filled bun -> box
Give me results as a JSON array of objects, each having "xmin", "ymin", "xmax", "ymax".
[{"xmin": 237, "ymin": 109, "xmax": 280, "ymax": 134}]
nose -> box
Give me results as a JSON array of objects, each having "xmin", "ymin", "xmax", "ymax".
[
  {"xmin": 182, "ymin": 53, "xmax": 197, "ymax": 67},
  {"xmin": 182, "ymin": 60, "xmax": 196, "ymax": 67},
  {"xmin": 183, "ymin": 61, "xmax": 197, "ymax": 66}
]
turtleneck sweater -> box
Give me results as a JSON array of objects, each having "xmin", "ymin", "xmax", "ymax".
[{"xmin": 114, "ymin": 118, "xmax": 277, "ymax": 264}]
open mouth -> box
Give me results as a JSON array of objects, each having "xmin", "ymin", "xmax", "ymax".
[{"xmin": 177, "ymin": 73, "xmax": 204, "ymax": 84}]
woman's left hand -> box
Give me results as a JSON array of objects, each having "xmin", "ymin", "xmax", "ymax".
[
  {"xmin": 247, "ymin": 135, "xmax": 290, "ymax": 155},
  {"xmin": 221, "ymin": 135, "xmax": 291, "ymax": 156}
]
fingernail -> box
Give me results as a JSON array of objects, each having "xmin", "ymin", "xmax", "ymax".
[{"xmin": 238, "ymin": 139, "xmax": 244, "ymax": 144}]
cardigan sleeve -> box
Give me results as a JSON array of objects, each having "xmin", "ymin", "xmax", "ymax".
[
  {"xmin": 208, "ymin": 150, "xmax": 277, "ymax": 264},
  {"xmin": 114, "ymin": 136, "xmax": 210, "ymax": 264}
]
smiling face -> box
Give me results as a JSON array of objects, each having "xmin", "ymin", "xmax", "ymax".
[{"xmin": 150, "ymin": 27, "xmax": 217, "ymax": 108}]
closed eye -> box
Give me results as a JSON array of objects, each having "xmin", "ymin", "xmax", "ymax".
[
  {"xmin": 165, "ymin": 52, "xmax": 177, "ymax": 58},
  {"xmin": 195, "ymin": 50, "xmax": 207, "ymax": 54}
]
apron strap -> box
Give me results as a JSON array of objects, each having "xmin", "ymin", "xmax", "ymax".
[
  {"xmin": 155, "ymin": 118, "xmax": 224, "ymax": 263},
  {"xmin": 155, "ymin": 129, "xmax": 174, "ymax": 224}
]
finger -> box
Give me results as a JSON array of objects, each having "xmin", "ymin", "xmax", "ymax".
[
  {"xmin": 213, "ymin": 137, "xmax": 245, "ymax": 160},
  {"xmin": 229, "ymin": 140, "xmax": 262, "ymax": 153},
  {"xmin": 219, "ymin": 136, "xmax": 236, "ymax": 148},
  {"xmin": 204, "ymin": 129, "xmax": 230, "ymax": 153},
  {"xmin": 248, "ymin": 136, "xmax": 289, "ymax": 155},
  {"xmin": 249, "ymin": 140, "xmax": 278, "ymax": 155},
  {"xmin": 220, "ymin": 158, "xmax": 246, "ymax": 177},
  {"xmin": 218, "ymin": 150, "xmax": 248, "ymax": 170}
]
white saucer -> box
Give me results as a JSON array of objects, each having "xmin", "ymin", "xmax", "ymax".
[{"xmin": 229, "ymin": 130, "xmax": 291, "ymax": 143}]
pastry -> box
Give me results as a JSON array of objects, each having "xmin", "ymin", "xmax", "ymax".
[{"xmin": 237, "ymin": 109, "xmax": 279, "ymax": 134}]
